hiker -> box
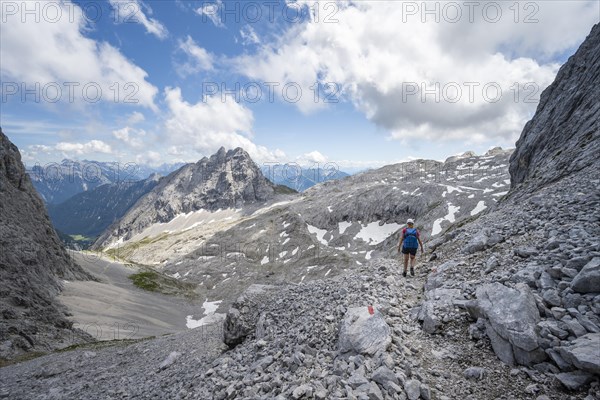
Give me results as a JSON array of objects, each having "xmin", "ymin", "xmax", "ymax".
[{"xmin": 398, "ymin": 219, "xmax": 424, "ymax": 277}]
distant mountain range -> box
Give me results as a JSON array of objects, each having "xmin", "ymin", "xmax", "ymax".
[
  {"xmin": 26, "ymin": 159, "xmax": 184, "ymax": 204},
  {"xmin": 47, "ymin": 174, "xmax": 162, "ymax": 241},
  {"xmin": 261, "ymin": 164, "xmax": 350, "ymax": 192}
]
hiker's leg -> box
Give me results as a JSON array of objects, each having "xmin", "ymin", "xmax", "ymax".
[
  {"xmin": 410, "ymin": 254, "xmax": 416, "ymax": 268},
  {"xmin": 403, "ymin": 253, "xmax": 409, "ymax": 271}
]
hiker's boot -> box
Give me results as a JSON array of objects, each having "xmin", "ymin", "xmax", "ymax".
[
  {"xmin": 410, "ymin": 267, "xmax": 415, "ymax": 276},
  {"xmin": 402, "ymin": 270, "xmax": 407, "ymax": 277}
]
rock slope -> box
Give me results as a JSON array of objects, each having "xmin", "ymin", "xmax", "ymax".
[
  {"xmin": 156, "ymin": 148, "xmax": 512, "ymax": 312},
  {"xmin": 0, "ymin": 128, "xmax": 95, "ymax": 361},
  {"xmin": 414, "ymin": 22, "xmax": 600, "ymax": 391}
]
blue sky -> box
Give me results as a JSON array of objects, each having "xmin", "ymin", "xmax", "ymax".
[{"xmin": 1, "ymin": 0, "xmax": 598, "ymax": 172}]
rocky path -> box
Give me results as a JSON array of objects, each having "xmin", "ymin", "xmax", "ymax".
[
  {"xmin": 0, "ymin": 254, "xmax": 596, "ymax": 399},
  {"xmin": 384, "ymin": 259, "xmax": 582, "ymax": 400}
]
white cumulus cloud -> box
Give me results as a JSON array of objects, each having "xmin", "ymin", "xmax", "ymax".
[
  {"xmin": 55, "ymin": 140, "xmax": 113, "ymax": 155},
  {"xmin": 233, "ymin": 1, "xmax": 598, "ymax": 145},
  {"xmin": 175, "ymin": 36, "xmax": 215, "ymax": 76},
  {"xmin": 1, "ymin": 0, "xmax": 158, "ymax": 109},
  {"xmin": 109, "ymin": 0, "xmax": 168, "ymax": 39},
  {"xmin": 112, "ymin": 127, "xmax": 147, "ymax": 149},
  {"xmin": 163, "ymin": 87, "xmax": 285, "ymax": 162}
]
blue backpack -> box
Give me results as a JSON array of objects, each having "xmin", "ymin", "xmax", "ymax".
[{"xmin": 403, "ymin": 228, "xmax": 419, "ymax": 249}]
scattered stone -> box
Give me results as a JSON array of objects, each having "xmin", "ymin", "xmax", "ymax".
[
  {"xmin": 158, "ymin": 351, "xmax": 181, "ymax": 371},
  {"xmin": 404, "ymin": 379, "xmax": 421, "ymax": 400},
  {"xmin": 555, "ymin": 371, "xmax": 596, "ymax": 390},
  {"xmin": 463, "ymin": 367, "xmax": 486, "ymax": 380},
  {"xmin": 571, "ymin": 258, "xmax": 600, "ymax": 294},
  {"xmin": 515, "ymin": 247, "xmax": 539, "ymax": 258},
  {"xmin": 292, "ymin": 384, "xmax": 313, "ymax": 399},
  {"xmin": 556, "ymin": 333, "xmax": 600, "ymax": 374},
  {"xmin": 338, "ymin": 307, "xmax": 391, "ymax": 356}
]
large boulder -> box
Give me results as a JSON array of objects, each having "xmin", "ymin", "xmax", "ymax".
[
  {"xmin": 556, "ymin": 333, "xmax": 600, "ymax": 375},
  {"xmin": 223, "ymin": 284, "xmax": 278, "ymax": 346},
  {"xmin": 571, "ymin": 257, "xmax": 600, "ymax": 294},
  {"xmin": 338, "ymin": 307, "xmax": 391, "ymax": 355},
  {"xmin": 418, "ymin": 288, "xmax": 464, "ymax": 334},
  {"xmin": 466, "ymin": 283, "xmax": 546, "ymax": 366},
  {"xmin": 463, "ymin": 228, "xmax": 503, "ymax": 254}
]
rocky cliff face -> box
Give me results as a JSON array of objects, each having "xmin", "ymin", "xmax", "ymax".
[
  {"xmin": 94, "ymin": 147, "xmax": 277, "ymax": 249},
  {"xmin": 509, "ymin": 24, "xmax": 600, "ymax": 192},
  {"xmin": 0, "ymin": 128, "xmax": 94, "ymax": 360}
]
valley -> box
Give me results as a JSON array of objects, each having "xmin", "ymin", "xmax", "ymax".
[{"xmin": 58, "ymin": 252, "xmax": 211, "ymax": 341}]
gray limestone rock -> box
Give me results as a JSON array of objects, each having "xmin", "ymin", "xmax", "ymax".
[
  {"xmin": 556, "ymin": 333, "xmax": 600, "ymax": 374},
  {"xmin": 338, "ymin": 307, "xmax": 391, "ymax": 356},
  {"xmin": 223, "ymin": 284, "xmax": 277, "ymax": 346},
  {"xmin": 510, "ymin": 24, "xmax": 600, "ymax": 192},
  {"xmin": 571, "ymin": 257, "xmax": 600, "ymax": 293},
  {"xmin": 466, "ymin": 283, "xmax": 546, "ymax": 366}
]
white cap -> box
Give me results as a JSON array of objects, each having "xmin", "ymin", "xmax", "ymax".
[{"xmin": 407, "ymin": 219, "xmax": 414, "ymax": 224}]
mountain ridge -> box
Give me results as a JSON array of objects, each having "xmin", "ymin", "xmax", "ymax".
[
  {"xmin": 93, "ymin": 146, "xmax": 281, "ymax": 250},
  {"xmin": 0, "ymin": 128, "xmax": 96, "ymax": 361}
]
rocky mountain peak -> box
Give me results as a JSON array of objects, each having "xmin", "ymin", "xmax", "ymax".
[
  {"xmin": 485, "ymin": 146, "xmax": 506, "ymax": 156},
  {"xmin": 444, "ymin": 150, "xmax": 477, "ymax": 163},
  {"xmin": 94, "ymin": 146, "xmax": 277, "ymax": 248}
]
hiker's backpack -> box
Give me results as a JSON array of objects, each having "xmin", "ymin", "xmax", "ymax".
[{"xmin": 403, "ymin": 228, "xmax": 419, "ymax": 249}]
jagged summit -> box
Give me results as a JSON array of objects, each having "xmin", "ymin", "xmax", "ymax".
[{"xmin": 94, "ymin": 146, "xmax": 276, "ymax": 249}]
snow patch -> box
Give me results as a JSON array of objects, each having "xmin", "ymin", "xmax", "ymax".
[
  {"xmin": 307, "ymin": 224, "xmax": 329, "ymax": 246},
  {"xmin": 355, "ymin": 221, "xmax": 402, "ymax": 245},
  {"xmin": 470, "ymin": 201, "xmax": 487, "ymax": 216},
  {"xmin": 186, "ymin": 299, "xmax": 224, "ymax": 329},
  {"xmin": 432, "ymin": 203, "xmax": 460, "ymax": 236},
  {"xmin": 338, "ymin": 221, "xmax": 352, "ymax": 234}
]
